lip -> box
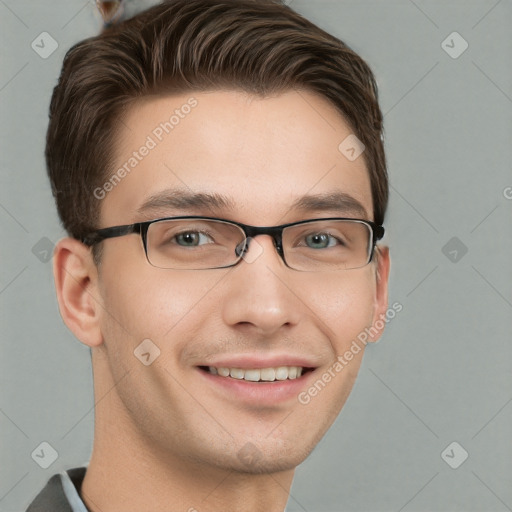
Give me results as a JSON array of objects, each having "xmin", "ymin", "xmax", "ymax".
[
  {"xmin": 203, "ymin": 354, "xmax": 318, "ymax": 370},
  {"xmin": 196, "ymin": 359, "xmax": 317, "ymax": 406}
]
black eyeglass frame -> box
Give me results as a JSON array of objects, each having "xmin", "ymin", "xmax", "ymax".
[{"xmin": 82, "ymin": 216, "xmax": 385, "ymax": 270}]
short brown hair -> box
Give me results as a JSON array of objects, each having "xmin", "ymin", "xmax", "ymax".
[{"xmin": 46, "ymin": 0, "xmax": 388, "ymax": 242}]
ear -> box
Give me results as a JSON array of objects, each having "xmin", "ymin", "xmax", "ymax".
[
  {"xmin": 53, "ymin": 237, "xmax": 104, "ymax": 347},
  {"xmin": 367, "ymin": 245, "xmax": 390, "ymax": 343}
]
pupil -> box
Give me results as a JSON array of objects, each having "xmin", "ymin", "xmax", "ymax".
[
  {"xmin": 308, "ymin": 233, "xmax": 328, "ymax": 248},
  {"xmin": 179, "ymin": 232, "xmax": 198, "ymax": 245}
]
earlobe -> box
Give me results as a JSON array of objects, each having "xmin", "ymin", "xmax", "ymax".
[
  {"xmin": 53, "ymin": 237, "xmax": 104, "ymax": 348},
  {"xmin": 368, "ymin": 245, "xmax": 390, "ymax": 343}
]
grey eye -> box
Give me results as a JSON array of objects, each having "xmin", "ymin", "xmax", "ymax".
[
  {"xmin": 175, "ymin": 231, "xmax": 212, "ymax": 246},
  {"xmin": 305, "ymin": 233, "xmax": 336, "ymax": 249}
]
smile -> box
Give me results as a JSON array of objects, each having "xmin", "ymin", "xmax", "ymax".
[
  {"xmin": 201, "ymin": 366, "xmax": 313, "ymax": 382},
  {"xmin": 197, "ymin": 362, "xmax": 317, "ymax": 405}
]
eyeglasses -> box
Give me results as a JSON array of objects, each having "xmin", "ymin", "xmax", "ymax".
[{"xmin": 82, "ymin": 216, "xmax": 384, "ymax": 271}]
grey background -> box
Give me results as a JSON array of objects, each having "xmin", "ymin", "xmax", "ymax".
[{"xmin": 1, "ymin": 1, "xmax": 511, "ymax": 511}]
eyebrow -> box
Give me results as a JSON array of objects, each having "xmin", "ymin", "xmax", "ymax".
[
  {"xmin": 137, "ymin": 188, "xmax": 369, "ymax": 219},
  {"xmin": 137, "ymin": 188, "xmax": 235, "ymax": 215},
  {"xmin": 291, "ymin": 191, "xmax": 368, "ymax": 218}
]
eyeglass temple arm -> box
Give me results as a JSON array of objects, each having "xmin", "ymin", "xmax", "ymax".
[
  {"xmin": 82, "ymin": 223, "xmax": 142, "ymax": 246},
  {"xmin": 374, "ymin": 225, "xmax": 385, "ymax": 241}
]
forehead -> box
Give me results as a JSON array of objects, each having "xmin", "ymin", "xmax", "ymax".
[{"xmin": 101, "ymin": 89, "xmax": 373, "ymax": 225}]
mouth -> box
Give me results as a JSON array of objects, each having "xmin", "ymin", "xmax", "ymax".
[
  {"xmin": 198, "ymin": 365, "xmax": 315, "ymax": 382},
  {"xmin": 197, "ymin": 361, "xmax": 318, "ymax": 405}
]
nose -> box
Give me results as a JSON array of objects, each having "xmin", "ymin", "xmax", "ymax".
[
  {"xmin": 221, "ymin": 235, "xmax": 302, "ymax": 337},
  {"xmin": 235, "ymin": 232, "xmax": 284, "ymax": 262}
]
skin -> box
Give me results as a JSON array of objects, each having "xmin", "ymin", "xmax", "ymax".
[{"xmin": 53, "ymin": 89, "xmax": 390, "ymax": 512}]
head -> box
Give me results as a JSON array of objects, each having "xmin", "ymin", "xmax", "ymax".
[{"xmin": 49, "ymin": 0, "xmax": 390, "ymax": 475}]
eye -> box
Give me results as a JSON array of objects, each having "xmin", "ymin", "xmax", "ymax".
[
  {"xmin": 174, "ymin": 231, "xmax": 213, "ymax": 246},
  {"xmin": 304, "ymin": 232, "xmax": 340, "ymax": 249}
]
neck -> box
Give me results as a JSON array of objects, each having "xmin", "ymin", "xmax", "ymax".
[{"xmin": 80, "ymin": 354, "xmax": 294, "ymax": 512}]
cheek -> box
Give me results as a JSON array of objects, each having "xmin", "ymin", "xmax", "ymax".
[
  {"xmin": 98, "ymin": 263, "xmax": 220, "ymax": 358},
  {"xmin": 303, "ymin": 269, "xmax": 376, "ymax": 351}
]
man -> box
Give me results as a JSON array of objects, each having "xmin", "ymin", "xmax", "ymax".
[{"xmin": 27, "ymin": 0, "xmax": 390, "ymax": 510}]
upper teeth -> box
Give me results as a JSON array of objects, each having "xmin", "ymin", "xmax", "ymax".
[{"xmin": 209, "ymin": 366, "xmax": 303, "ymax": 382}]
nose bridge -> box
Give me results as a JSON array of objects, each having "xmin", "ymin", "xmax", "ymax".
[
  {"xmin": 243, "ymin": 224, "xmax": 284, "ymax": 260},
  {"xmin": 221, "ymin": 232, "xmax": 302, "ymax": 335}
]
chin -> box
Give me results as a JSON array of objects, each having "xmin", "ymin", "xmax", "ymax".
[
  {"xmin": 217, "ymin": 451, "xmax": 309, "ymax": 475},
  {"xmin": 215, "ymin": 435, "xmax": 321, "ymax": 475}
]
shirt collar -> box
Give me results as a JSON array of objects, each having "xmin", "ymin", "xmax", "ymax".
[{"xmin": 60, "ymin": 468, "xmax": 89, "ymax": 512}]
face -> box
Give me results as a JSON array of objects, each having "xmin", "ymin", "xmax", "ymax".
[{"xmin": 86, "ymin": 89, "xmax": 389, "ymax": 473}]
